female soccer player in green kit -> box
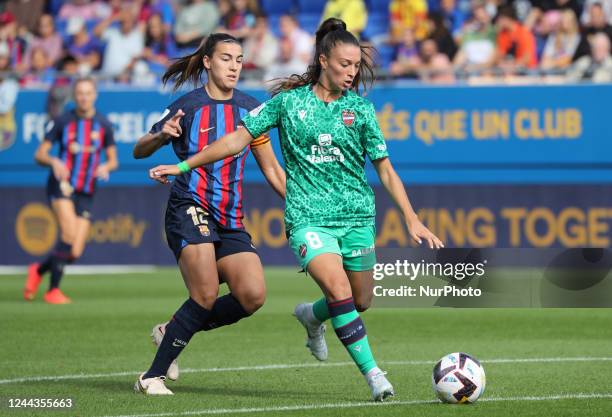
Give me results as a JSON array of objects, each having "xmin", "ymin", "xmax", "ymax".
[{"xmin": 149, "ymin": 18, "xmax": 443, "ymax": 401}]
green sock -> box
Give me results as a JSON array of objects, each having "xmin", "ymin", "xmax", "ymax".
[
  {"xmin": 346, "ymin": 335, "xmax": 377, "ymax": 374},
  {"xmin": 329, "ymin": 299, "xmax": 377, "ymax": 374},
  {"xmin": 312, "ymin": 297, "xmax": 330, "ymax": 322}
]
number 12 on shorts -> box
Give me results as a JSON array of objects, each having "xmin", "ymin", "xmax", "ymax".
[{"xmin": 186, "ymin": 206, "xmax": 208, "ymax": 226}]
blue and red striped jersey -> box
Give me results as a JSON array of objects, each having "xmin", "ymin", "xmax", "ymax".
[
  {"xmin": 150, "ymin": 87, "xmax": 270, "ymax": 229},
  {"xmin": 45, "ymin": 110, "xmax": 115, "ymax": 195}
]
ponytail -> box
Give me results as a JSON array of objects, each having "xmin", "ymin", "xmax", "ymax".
[
  {"xmin": 270, "ymin": 18, "xmax": 375, "ymax": 96},
  {"xmin": 162, "ymin": 33, "xmax": 240, "ymax": 91}
]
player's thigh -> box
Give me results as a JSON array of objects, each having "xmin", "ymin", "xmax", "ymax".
[
  {"xmin": 339, "ymin": 225, "xmax": 377, "ymax": 311},
  {"xmin": 178, "ymin": 243, "xmax": 220, "ymax": 309},
  {"xmin": 346, "ymin": 269, "xmax": 374, "ymax": 312},
  {"xmin": 50, "ymin": 198, "xmax": 79, "ymax": 243},
  {"xmin": 71, "ymin": 217, "xmax": 91, "ymax": 258},
  {"xmin": 306, "ymin": 253, "xmax": 352, "ymax": 302},
  {"xmin": 217, "ymin": 251, "xmax": 266, "ymax": 313}
]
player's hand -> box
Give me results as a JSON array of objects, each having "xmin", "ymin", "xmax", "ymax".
[
  {"xmin": 149, "ymin": 164, "xmax": 179, "ymax": 184},
  {"xmin": 51, "ymin": 158, "xmax": 70, "ymax": 181},
  {"xmin": 406, "ymin": 217, "xmax": 444, "ymax": 249},
  {"xmin": 161, "ymin": 109, "xmax": 185, "ymax": 139},
  {"xmin": 95, "ymin": 164, "xmax": 110, "ymax": 181}
]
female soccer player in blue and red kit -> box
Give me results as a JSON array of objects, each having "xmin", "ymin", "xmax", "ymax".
[
  {"xmin": 24, "ymin": 77, "xmax": 118, "ymax": 304},
  {"xmin": 132, "ymin": 33, "xmax": 285, "ymax": 395}
]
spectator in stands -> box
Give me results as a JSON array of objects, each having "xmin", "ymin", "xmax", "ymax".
[
  {"xmin": 265, "ymin": 15, "xmax": 313, "ymax": 80},
  {"xmin": 141, "ymin": 13, "xmax": 176, "ymax": 73},
  {"xmin": 525, "ymin": 0, "xmax": 582, "ymax": 30},
  {"xmin": 418, "ymin": 37, "xmax": 456, "ymax": 82},
  {"xmin": 142, "ymin": 0, "xmax": 175, "ymax": 31},
  {"xmin": 25, "ymin": 15, "xmax": 63, "ymax": 70},
  {"xmin": 47, "ymin": 55, "xmax": 80, "ymax": 119},
  {"xmin": 5, "ymin": 0, "xmax": 46, "ymax": 36},
  {"xmin": 567, "ymin": 32, "xmax": 612, "ymax": 82},
  {"xmin": 94, "ymin": 6, "xmax": 145, "ymax": 78},
  {"xmin": 389, "ymin": 0, "xmax": 429, "ymax": 44},
  {"xmin": 0, "ymin": 42, "xmax": 11, "ymax": 73},
  {"xmin": 389, "ymin": 28, "xmax": 421, "ymax": 77},
  {"xmin": 219, "ymin": 0, "xmax": 259, "ymax": 42},
  {"xmin": 217, "ymin": 0, "xmax": 232, "ymax": 18},
  {"xmin": 494, "ymin": 5, "xmax": 538, "ymax": 71},
  {"xmin": 426, "ymin": 12, "xmax": 458, "ymax": 59},
  {"xmin": 581, "ymin": 0, "xmax": 612, "ymax": 26},
  {"xmin": 243, "ymin": 13, "xmax": 279, "ymax": 71},
  {"xmin": 580, "ymin": 2, "xmax": 612, "ymax": 45},
  {"xmin": 440, "ymin": 0, "xmax": 468, "ymax": 39},
  {"xmin": 453, "ymin": 1, "xmax": 497, "ymax": 73},
  {"xmin": 59, "ymin": 0, "xmax": 107, "ymax": 20},
  {"xmin": 66, "ymin": 18, "xmax": 103, "ymax": 73},
  {"xmin": 540, "ymin": 9, "xmax": 580, "ymax": 71},
  {"xmin": 21, "ymin": 46, "xmax": 56, "ymax": 87},
  {"xmin": 321, "ymin": 0, "xmax": 368, "ymax": 38},
  {"xmin": 0, "ymin": 41, "xmax": 19, "ymax": 151},
  {"xmin": 0, "ymin": 11, "xmax": 28, "ymax": 72},
  {"xmin": 96, "ymin": 0, "xmax": 124, "ymax": 19},
  {"xmin": 174, "ymin": 0, "xmax": 220, "ymax": 48}
]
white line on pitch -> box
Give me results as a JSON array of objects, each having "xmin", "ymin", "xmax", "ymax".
[
  {"xmin": 98, "ymin": 393, "xmax": 612, "ymax": 417},
  {"xmin": 1, "ymin": 357, "xmax": 611, "ymax": 386}
]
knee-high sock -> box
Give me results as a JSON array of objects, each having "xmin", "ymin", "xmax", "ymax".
[
  {"xmin": 38, "ymin": 241, "xmax": 74, "ymax": 290},
  {"xmin": 328, "ymin": 297, "xmax": 377, "ymax": 375},
  {"xmin": 312, "ymin": 297, "xmax": 330, "ymax": 322},
  {"xmin": 144, "ymin": 298, "xmax": 211, "ymax": 379},
  {"xmin": 201, "ymin": 293, "xmax": 251, "ymax": 331}
]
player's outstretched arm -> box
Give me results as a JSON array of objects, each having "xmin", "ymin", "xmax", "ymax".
[
  {"xmin": 373, "ymin": 157, "xmax": 444, "ymax": 249},
  {"xmin": 251, "ymin": 141, "xmax": 286, "ymax": 199},
  {"xmin": 133, "ymin": 109, "xmax": 185, "ymax": 159},
  {"xmin": 149, "ymin": 127, "xmax": 254, "ymax": 184}
]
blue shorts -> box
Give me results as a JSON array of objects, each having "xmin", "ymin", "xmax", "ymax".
[
  {"xmin": 165, "ymin": 194, "xmax": 257, "ymax": 262},
  {"xmin": 46, "ymin": 176, "xmax": 94, "ymax": 219}
]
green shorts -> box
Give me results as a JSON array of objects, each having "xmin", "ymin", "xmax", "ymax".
[{"xmin": 288, "ymin": 225, "xmax": 377, "ymax": 271}]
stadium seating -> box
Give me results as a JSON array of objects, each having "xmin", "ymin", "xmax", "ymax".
[
  {"xmin": 297, "ymin": 0, "xmax": 328, "ymax": 15},
  {"xmin": 260, "ymin": 0, "xmax": 295, "ymax": 16},
  {"xmin": 361, "ymin": 12, "xmax": 389, "ymax": 41},
  {"xmin": 366, "ymin": 0, "xmax": 391, "ymax": 15},
  {"xmin": 298, "ymin": 14, "xmax": 322, "ymax": 35}
]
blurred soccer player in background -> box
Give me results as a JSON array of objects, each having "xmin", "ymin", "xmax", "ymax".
[
  {"xmin": 25, "ymin": 77, "xmax": 118, "ymax": 304},
  {"xmin": 133, "ymin": 33, "xmax": 285, "ymax": 395},
  {"xmin": 150, "ymin": 18, "xmax": 443, "ymax": 402}
]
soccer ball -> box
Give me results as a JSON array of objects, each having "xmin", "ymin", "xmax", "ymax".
[{"xmin": 432, "ymin": 352, "xmax": 486, "ymax": 404}]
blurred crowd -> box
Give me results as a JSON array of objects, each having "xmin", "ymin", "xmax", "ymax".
[{"xmin": 0, "ymin": 0, "xmax": 610, "ymax": 88}]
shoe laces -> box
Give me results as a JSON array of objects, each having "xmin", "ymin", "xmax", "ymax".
[
  {"xmin": 309, "ymin": 323, "xmax": 325, "ymax": 337},
  {"xmin": 371, "ymin": 370, "xmax": 388, "ymax": 383}
]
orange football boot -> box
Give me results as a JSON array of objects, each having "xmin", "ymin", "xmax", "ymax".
[
  {"xmin": 24, "ymin": 263, "xmax": 43, "ymax": 301},
  {"xmin": 43, "ymin": 288, "xmax": 72, "ymax": 304}
]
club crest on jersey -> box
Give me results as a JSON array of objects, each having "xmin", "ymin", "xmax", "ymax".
[
  {"xmin": 299, "ymin": 243, "xmax": 307, "ymax": 258},
  {"xmin": 318, "ymin": 133, "xmax": 332, "ymax": 146},
  {"xmin": 342, "ymin": 110, "xmax": 355, "ymax": 126},
  {"xmin": 69, "ymin": 142, "xmax": 82, "ymax": 154},
  {"xmin": 90, "ymin": 131, "xmax": 100, "ymax": 141}
]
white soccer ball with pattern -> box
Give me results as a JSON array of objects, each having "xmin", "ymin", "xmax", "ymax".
[{"xmin": 432, "ymin": 352, "xmax": 486, "ymax": 404}]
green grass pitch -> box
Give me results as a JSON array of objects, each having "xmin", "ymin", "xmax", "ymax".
[{"xmin": 1, "ymin": 267, "xmax": 611, "ymax": 417}]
